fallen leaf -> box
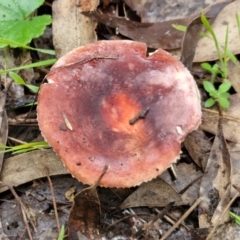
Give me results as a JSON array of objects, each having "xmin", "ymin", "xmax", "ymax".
[
  {"xmin": 161, "ymin": 163, "xmax": 202, "ymax": 205},
  {"xmin": 228, "ymin": 61, "xmax": 240, "ymax": 93},
  {"xmin": 194, "ymin": 0, "xmax": 240, "ymax": 62},
  {"xmin": 0, "ymin": 149, "xmax": 68, "ymax": 193},
  {"xmin": 84, "ymin": 10, "xmax": 191, "ymax": 49},
  {"xmin": 68, "ymin": 165, "xmax": 108, "ymax": 240},
  {"xmin": 199, "ymin": 123, "xmax": 231, "ymax": 227},
  {"xmin": 180, "ymin": 16, "xmax": 203, "ymax": 70},
  {"xmin": 124, "ymin": 0, "xmax": 216, "ymax": 23},
  {"xmin": 120, "ymin": 177, "xmax": 183, "ymax": 209},
  {"xmin": 184, "ymin": 129, "xmax": 212, "ymax": 170},
  {"xmin": 52, "ymin": 0, "xmax": 98, "ymax": 58},
  {"xmin": 228, "ymin": 142, "xmax": 240, "ymax": 196},
  {"xmin": 201, "ymin": 94, "xmax": 240, "ymax": 143},
  {"xmin": 85, "ymin": 1, "xmax": 230, "ymax": 50}
]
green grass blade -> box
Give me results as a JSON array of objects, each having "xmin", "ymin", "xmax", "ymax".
[
  {"xmin": 172, "ymin": 24, "xmax": 187, "ymax": 32},
  {"xmin": 0, "ymin": 59, "xmax": 56, "ymax": 74},
  {"xmin": 58, "ymin": 225, "xmax": 65, "ymax": 240},
  {"xmin": 236, "ymin": 13, "xmax": 240, "ymax": 39},
  {"xmin": 201, "ymin": 14, "xmax": 223, "ymax": 67},
  {"xmin": 0, "ymin": 38, "xmax": 55, "ymax": 55}
]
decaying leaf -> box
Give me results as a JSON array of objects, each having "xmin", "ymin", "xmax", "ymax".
[
  {"xmin": 201, "ymin": 94, "xmax": 240, "ymax": 144},
  {"xmin": 199, "ymin": 122, "xmax": 231, "ymax": 228},
  {"xmin": 0, "ymin": 149, "xmax": 68, "ymax": 193},
  {"xmin": 228, "ymin": 61, "xmax": 240, "ymax": 93},
  {"xmin": 184, "ymin": 129, "xmax": 212, "ymax": 170},
  {"xmin": 120, "ymin": 177, "xmax": 183, "ymax": 209},
  {"xmin": 228, "ymin": 142, "xmax": 240, "ymax": 196},
  {"xmin": 0, "ymin": 91, "xmax": 8, "ymax": 172},
  {"xmin": 68, "ymin": 166, "xmax": 108, "ymax": 240},
  {"xmin": 124, "ymin": 0, "xmax": 216, "ymax": 23},
  {"xmin": 180, "ymin": 16, "xmax": 203, "ymax": 70},
  {"xmin": 194, "ymin": 0, "xmax": 240, "ymax": 62},
  {"xmin": 84, "ymin": 10, "xmax": 190, "ymax": 49},
  {"xmin": 52, "ymin": 0, "xmax": 98, "ymax": 58},
  {"xmin": 161, "ymin": 163, "xmax": 203, "ymax": 205}
]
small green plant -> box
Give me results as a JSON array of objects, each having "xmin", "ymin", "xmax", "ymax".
[
  {"xmin": 230, "ymin": 211, "xmax": 240, "ymax": 226},
  {"xmin": 0, "ymin": 141, "xmax": 49, "ymax": 154},
  {"xmin": 203, "ymin": 80, "xmax": 231, "ymax": 109},
  {"xmin": 58, "ymin": 225, "xmax": 65, "ymax": 240},
  {"xmin": 173, "ymin": 13, "xmax": 238, "ymax": 109},
  {"xmin": 0, "ymin": 0, "xmax": 51, "ymax": 48},
  {"xmin": 200, "ymin": 14, "xmax": 236, "ymax": 109}
]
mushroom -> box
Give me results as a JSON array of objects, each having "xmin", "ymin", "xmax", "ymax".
[{"xmin": 37, "ymin": 40, "xmax": 201, "ymax": 188}]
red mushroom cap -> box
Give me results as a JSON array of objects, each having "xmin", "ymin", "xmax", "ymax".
[{"xmin": 37, "ymin": 40, "xmax": 201, "ymax": 188}]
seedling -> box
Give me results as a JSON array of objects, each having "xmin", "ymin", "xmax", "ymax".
[
  {"xmin": 203, "ymin": 80, "xmax": 231, "ymax": 109},
  {"xmin": 173, "ymin": 13, "xmax": 239, "ymax": 109},
  {"xmin": 230, "ymin": 211, "xmax": 240, "ymax": 226}
]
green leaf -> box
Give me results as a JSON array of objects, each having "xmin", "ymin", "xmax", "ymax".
[
  {"xmin": 218, "ymin": 82, "xmax": 232, "ymax": 93},
  {"xmin": 230, "ymin": 212, "xmax": 240, "ymax": 226},
  {"xmin": 201, "ymin": 63, "xmax": 213, "ymax": 72},
  {"xmin": 203, "ymin": 81, "xmax": 216, "ymax": 93},
  {"xmin": 0, "ymin": 0, "xmax": 52, "ymax": 48},
  {"xmin": 218, "ymin": 97, "xmax": 230, "ymax": 109},
  {"xmin": 172, "ymin": 24, "xmax": 187, "ymax": 32},
  {"xmin": 209, "ymin": 90, "xmax": 218, "ymax": 98},
  {"xmin": 212, "ymin": 64, "xmax": 220, "ymax": 74},
  {"xmin": 205, "ymin": 98, "xmax": 215, "ymax": 108},
  {"xmin": 9, "ymin": 72, "xmax": 39, "ymax": 93},
  {"xmin": 220, "ymin": 92, "xmax": 230, "ymax": 98},
  {"xmin": 9, "ymin": 71, "xmax": 25, "ymax": 85},
  {"xmin": 226, "ymin": 48, "xmax": 239, "ymax": 66},
  {"xmin": 58, "ymin": 225, "xmax": 65, "ymax": 240}
]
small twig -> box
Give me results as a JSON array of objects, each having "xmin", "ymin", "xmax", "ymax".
[
  {"xmin": 160, "ymin": 197, "xmax": 202, "ymax": 240},
  {"xmin": 129, "ymin": 107, "xmax": 150, "ymax": 125},
  {"xmin": 44, "ymin": 167, "xmax": 60, "ymax": 233},
  {"xmin": 21, "ymin": 207, "xmax": 33, "ymax": 240},
  {"xmin": 3, "ymin": 184, "xmax": 37, "ymax": 237},
  {"xmin": 52, "ymin": 55, "xmax": 119, "ymax": 72},
  {"xmin": 142, "ymin": 202, "xmax": 174, "ymax": 231},
  {"xmin": 7, "ymin": 136, "xmax": 27, "ymax": 144}
]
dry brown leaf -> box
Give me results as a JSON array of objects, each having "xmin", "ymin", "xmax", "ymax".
[
  {"xmin": 0, "ymin": 149, "xmax": 68, "ymax": 193},
  {"xmin": 124, "ymin": 0, "xmax": 216, "ymax": 23},
  {"xmin": 68, "ymin": 166, "xmax": 108, "ymax": 240},
  {"xmin": 199, "ymin": 126, "xmax": 231, "ymax": 228},
  {"xmin": 0, "ymin": 92, "xmax": 8, "ymax": 172},
  {"xmin": 120, "ymin": 177, "xmax": 183, "ymax": 209},
  {"xmin": 201, "ymin": 94, "xmax": 240, "ymax": 143},
  {"xmin": 228, "ymin": 142, "xmax": 240, "ymax": 196},
  {"xmin": 180, "ymin": 17, "xmax": 203, "ymax": 70},
  {"xmin": 85, "ymin": 10, "xmax": 190, "ymax": 49},
  {"xmin": 161, "ymin": 163, "xmax": 202, "ymax": 205},
  {"xmin": 184, "ymin": 129, "xmax": 212, "ymax": 170},
  {"xmin": 68, "ymin": 187, "xmax": 101, "ymax": 240},
  {"xmin": 52, "ymin": 0, "xmax": 98, "ymax": 58},
  {"xmin": 228, "ymin": 61, "xmax": 240, "ymax": 93},
  {"xmin": 194, "ymin": 0, "xmax": 240, "ymax": 62}
]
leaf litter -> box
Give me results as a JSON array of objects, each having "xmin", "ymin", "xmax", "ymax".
[{"xmin": 1, "ymin": 0, "xmax": 240, "ymax": 239}]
